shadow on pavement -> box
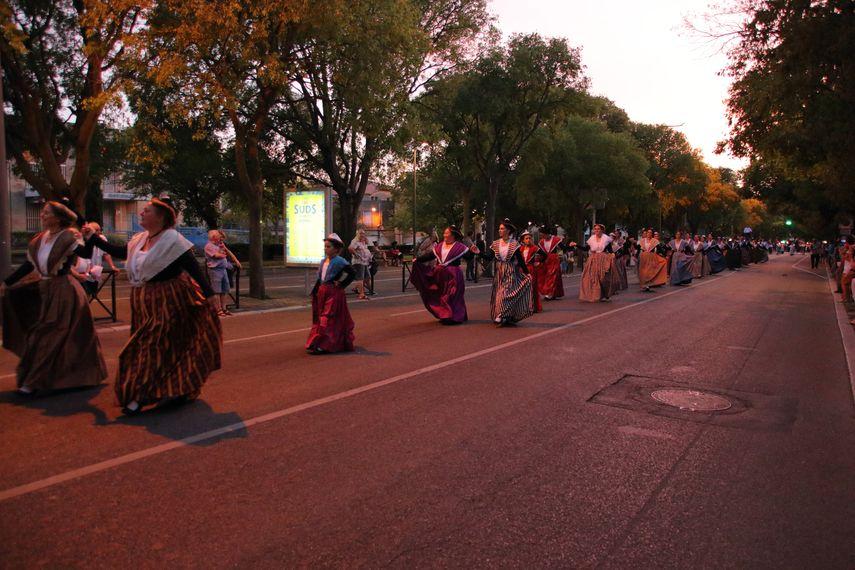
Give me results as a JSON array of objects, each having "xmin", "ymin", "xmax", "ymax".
[
  {"xmin": 0, "ymin": 384, "xmax": 109, "ymax": 426},
  {"xmin": 113, "ymin": 399, "xmax": 247, "ymax": 446}
]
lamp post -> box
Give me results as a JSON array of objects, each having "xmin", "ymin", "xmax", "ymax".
[{"xmin": 412, "ymin": 147, "xmax": 417, "ymax": 251}]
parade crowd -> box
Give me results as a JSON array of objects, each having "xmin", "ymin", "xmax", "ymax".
[{"xmin": 2, "ymin": 198, "xmax": 848, "ymax": 416}]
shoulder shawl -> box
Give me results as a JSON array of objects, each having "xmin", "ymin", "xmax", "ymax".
[
  {"xmin": 26, "ymin": 229, "xmax": 80, "ymax": 277},
  {"xmin": 126, "ymin": 229, "xmax": 194, "ymax": 286}
]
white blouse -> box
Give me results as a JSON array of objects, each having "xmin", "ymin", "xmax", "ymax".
[
  {"xmin": 498, "ymin": 239, "xmax": 510, "ymax": 260},
  {"xmin": 129, "ymin": 249, "xmax": 150, "ymax": 279},
  {"xmin": 587, "ymin": 234, "xmax": 612, "ymax": 253},
  {"xmin": 36, "ymin": 232, "xmax": 58, "ymax": 274},
  {"xmin": 440, "ymin": 241, "xmax": 454, "ymax": 263}
]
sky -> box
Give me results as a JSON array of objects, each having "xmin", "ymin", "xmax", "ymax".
[{"xmin": 490, "ymin": 0, "xmax": 747, "ymax": 171}]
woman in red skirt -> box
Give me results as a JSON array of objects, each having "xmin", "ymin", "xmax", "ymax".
[
  {"xmin": 519, "ymin": 231, "xmax": 545, "ymax": 313},
  {"xmin": 306, "ymin": 234, "xmax": 356, "ymax": 354},
  {"xmin": 83, "ymin": 197, "xmax": 221, "ymax": 415}
]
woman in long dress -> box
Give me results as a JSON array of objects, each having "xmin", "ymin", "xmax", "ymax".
[
  {"xmin": 536, "ymin": 225, "xmax": 567, "ymax": 300},
  {"xmin": 410, "ymin": 225, "xmax": 477, "ymax": 324},
  {"xmin": 520, "ymin": 230, "xmax": 545, "ymax": 313},
  {"xmin": 638, "ymin": 229, "xmax": 668, "ymax": 292},
  {"xmin": 480, "ymin": 219, "xmax": 534, "ymax": 327},
  {"xmin": 306, "ymin": 233, "xmax": 356, "ymax": 353},
  {"xmin": 705, "ymin": 236, "xmax": 728, "ymax": 274},
  {"xmin": 579, "ymin": 224, "xmax": 616, "ymax": 302},
  {"xmin": 668, "ymin": 231, "xmax": 694, "ymax": 286},
  {"xmin": 84, "ymin": 197, "xmax": 221, "ymax": 415},
  {"xmin": 1, "ymin": 201, "xmax": 107, "ymax": 396},
  {"xmin": 611, "ymin": 232, "xmax": 630, "ymax": 291},
  {"xmin": 689, "ymin": 234, "xmax": 707, "ymax": 279}
]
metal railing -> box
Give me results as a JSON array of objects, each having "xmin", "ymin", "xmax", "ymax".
[{"xmin": 88, "ymin": 270, "xmax": 117, "ymax": 323}]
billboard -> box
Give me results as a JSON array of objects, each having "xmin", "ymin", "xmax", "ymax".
[{"xmin": 284, "ymin": 188, "xmax": 332, "ymax": 267}]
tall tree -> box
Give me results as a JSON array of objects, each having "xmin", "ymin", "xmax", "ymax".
[
  {"xmin": 516, "ymin": 116, "xmax": 649, "ymax": 242},
  {"xmin": 722, "ymin": 0, "xmax": 855, "ymax": 219},
  {"xmin": 632, "ymin": 123, "xmax": 708, "ymax": 232},
  {"xmin": 273, "ymin": 0, "xmax": 487, "ymax": 246},
  {"xmin": 0, "ymin": 0, "xmax": 144, "ymax": 210},
  {"xmin": 420, "ymin": 34, "xmax": 587, "ymax": 243},
  {"xmin": 137, "ymin": 0, "xmax": 305, "ymax": 297}
]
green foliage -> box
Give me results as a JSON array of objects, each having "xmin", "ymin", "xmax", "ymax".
[
  {"xmin": 723, "ymin": 0, "xmax": 854, "ymax": 232},
  {"xmin": 516, "ymin": 116, "xmax": 649, "ymax": 240},
  {"xmin": 418, "ymin": 32, "xmax": 588, "ymax": 242}
]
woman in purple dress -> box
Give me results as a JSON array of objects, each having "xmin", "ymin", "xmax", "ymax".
[{"xmin": 410, "ymin": 226, "xmax": 478, "ymax": 325}]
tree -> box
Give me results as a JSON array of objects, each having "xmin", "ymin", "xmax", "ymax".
[
  {"xmin": 632, "ymin": 123, "xmax": 708, "ymax": 232},
  {"xmin": 0, "ymin": 0, "xmax": 144, "ymax": 210},
  {"xmin": 137, "ymin": 0, "xmax": 305, "ymax": 298},
  {"xmin": 721, "ymin": 0, "xmax": 855, "ymax": 219},
  {"xmin": 516, "ymin": 115, "xmax": 649, "ymax": 242},
  {"xmin": 420, "ymin": 33, "xmax": 588, "ymax": 243},
  {"xmin": 272, "ymin": 0, "xmax": 487, "ymax": 247}
]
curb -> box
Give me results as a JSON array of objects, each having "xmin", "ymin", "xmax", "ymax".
[{"xmin": 824, "ymin": 266, "xmax": 855, "ymax": 410}]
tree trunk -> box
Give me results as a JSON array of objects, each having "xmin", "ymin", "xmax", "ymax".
[
  {"xmin": 232, "ymin": 123, "xmax": 266, "ymax": 299},
  {"xmin": 460, "ymin": 188, "xmax": 472, "ymax": 234},
  {"xmin": 337, "ymin": 191, "xmax": 359, "ymax": 252},
  {"xmin": 246, "ymin": 187, "xmax": 265, "ymax": 298},
  {"xmin": 485, "ymin": 178, "xmax": 500, "ymax": 244}
]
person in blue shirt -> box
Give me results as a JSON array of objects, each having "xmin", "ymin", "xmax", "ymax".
[{"xmin": 306, "ymin": 233, "xmax": 357, "ymax": 354}]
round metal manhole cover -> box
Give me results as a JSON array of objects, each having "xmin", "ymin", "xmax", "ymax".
[{"xmin": 650, "ymin": 388, "xmax": 732, "ymax": 412}]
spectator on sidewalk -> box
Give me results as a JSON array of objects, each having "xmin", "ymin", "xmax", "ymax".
[
  {"xmin": 840, "ymin": 236, "xmax": 854, "ymax": 303},
  {"xmin": 205, "ymin": 230, "xmax": 235, "ymax": 316},
  {"xmin": 810, "ymin": 240, "xmax": 822, "ymax": 268},
  {"xmin": 348, "ymin": 229, "xmax": 372, "ymax": 300}
]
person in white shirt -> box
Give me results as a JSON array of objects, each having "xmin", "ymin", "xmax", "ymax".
[
  {"xmin": 348, "ymin": 229, "xmax": 373, "ymax": 300},
  {"xmin": 579, "ymin": 223, "xmax": 616, "ymax": 302}
]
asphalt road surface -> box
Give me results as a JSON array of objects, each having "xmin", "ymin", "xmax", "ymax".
[{"xmin": 1, "ymin": 255, "xmax": 853, "ymax": 568}]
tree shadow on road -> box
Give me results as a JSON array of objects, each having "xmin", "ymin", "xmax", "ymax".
[
  {"xmin": 112, "ymin": 399, "xmax": 247, "ymax": 446},
  {"xmin": 0, "ymin": 384, "xmax": 110, "ymax": 426}
]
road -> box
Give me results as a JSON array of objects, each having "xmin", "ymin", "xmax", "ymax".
[{"xmin": 0, "ymin": 254, "xmax": 853, "ymax": 568}]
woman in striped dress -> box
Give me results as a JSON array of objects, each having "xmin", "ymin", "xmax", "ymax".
[
  {"xmin": 83, "ymin": 197, "xmax": 222, "ymax": 415},
  {"xmin": 479, "ymin": 220, "xmax": 534, "ymax": 327}
]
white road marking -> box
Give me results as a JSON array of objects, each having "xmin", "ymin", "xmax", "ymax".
[
  {"xmin": 224, "ymin": 328, "xmax": 312, "ymax": 345},
  {"xmin": 390, "ymin": 309, "xmax": 427, "ymax": 317},
  {"xmin": 0, "ymin": 271, "xmax": 733, "ymax": 503},
  {"xmin": 790, "ymin": 256, "xmax": 827, "ymax": 279}
]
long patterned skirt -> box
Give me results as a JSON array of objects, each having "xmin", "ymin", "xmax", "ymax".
[
  {"xmin": 670, "ymin": 252, "xmax": 694, "ymax": 285},
  {"xmin": 13, "ymin": 275, "xmax": 107, "ymax": 391},
  {"xmin": 579, "ymin": 252, "xmax": 617, "ymax": 302},
  {"xmin": 537, "ymin": 253, "xmax": 564, "ymax": 299},
  {"xmin": 527, "ymin": 261, "xmax": 543, "ymax": 313},
  {"xmin": 306, "ymin": 282, "xmax": 355, "ymax": 352},
  {"xmin": 614, "ymin": 255, "xmax": 629, "ymax": 290},
  {"xmin": 116, "ymin": 276, "xmax": 222, "ymax": 407},
  {"xmin": 638, "ymin": 252, "xmax": 668, "ymax": 288},
  {"xmin": 490, "ymin": 261, "xmax": 534, "ymax": 323},
  {"xmin": 689, "ymin": 252, "xmax": 706, "ymax": 278},
  {"xmin": 707, "ymin": 249, "xmax": 727, "ymax": 274},
  {"xmin": 409, "ymin": 262, "xmax": 468, "ymax": 323}
]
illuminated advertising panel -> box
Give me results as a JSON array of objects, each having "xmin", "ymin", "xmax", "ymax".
[{"xmin": 284, "ymin": 188, "xmax": 331, "ymax": 267}]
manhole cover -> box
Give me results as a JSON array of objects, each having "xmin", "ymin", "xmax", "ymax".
[{"xmin": 650, "ymin": 389, "xmax": 732, "ymax": 412}]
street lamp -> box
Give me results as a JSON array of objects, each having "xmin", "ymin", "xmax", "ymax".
[{"xmin": 785, "ymin": 219, "xmax": 793, "ymax": 226}]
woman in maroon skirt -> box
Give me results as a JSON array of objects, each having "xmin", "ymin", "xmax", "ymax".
[
  {"xmin": 519, "ymin": 230, "xmax": 545, "ymax": 313},
  {"xmin": 306, "ymin": 234, "xmax": 356, "ymax": 354},
  {"xmin": 410, "ymin": 225, "xmax": 477, "ymax": 325},
  {"xmin": 83, "ymin": 197, "xmax": 221, "ymax": 415}
]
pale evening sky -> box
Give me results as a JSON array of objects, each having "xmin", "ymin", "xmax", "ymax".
[{"xmin": 490, "ymin": 0, "xmax": 747, "ymax": 171}]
